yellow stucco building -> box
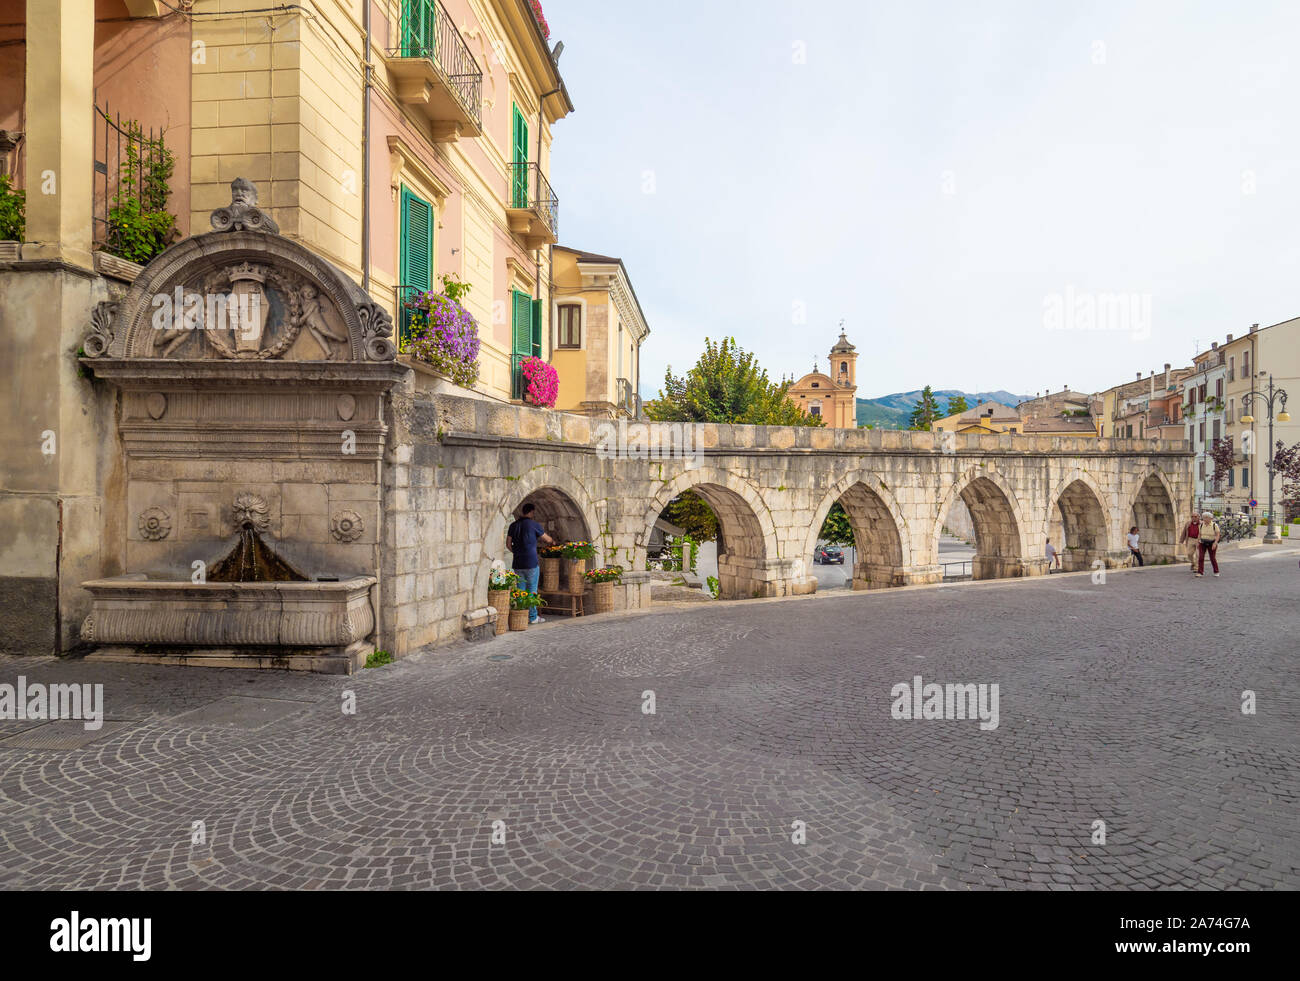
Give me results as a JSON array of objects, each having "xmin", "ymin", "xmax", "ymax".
[
  {"xmin": 787, "ymin": 331, "xmax": 858, "ymax": 428},
  {"xmin": 549, "ymin": 246, "xmax": 650, "ymax": 418},
  {"xmin": 0, "ymin": 0, "xmax": 574, "ymax": 403}
]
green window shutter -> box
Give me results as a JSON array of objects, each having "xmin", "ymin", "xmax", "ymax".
[
  {"xmin": 511, "ymin": 289, "xmax": 533, "ymax": 398},
  {"xmin": 511, "ymin": 104, "xmax": 529, "ymax": 207},
  {"xmin": 531, "ymin": 298, "xmax": 542, "ymax": 357},
  {"xmin": 399, "ymin": 186, "xmax": 434, "ymax": 348}
]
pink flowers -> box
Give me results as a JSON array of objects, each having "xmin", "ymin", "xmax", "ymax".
[
  {"xmin": 529, "ymin": 0, "xmax": 551, "ymax": 40},
  {"xmin": 521, "ymin": 357, "xmax": 558, "ymax": 408}
]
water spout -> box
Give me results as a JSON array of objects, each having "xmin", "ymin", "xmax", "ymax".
[{"xmin": 208, "ymin": 522, "xmax": 308, "ymax": 583}]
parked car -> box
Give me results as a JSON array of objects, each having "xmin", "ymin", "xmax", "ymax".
[{"xmin": 816, "ymin": 545, "xmax": 844, "ymax": 565}]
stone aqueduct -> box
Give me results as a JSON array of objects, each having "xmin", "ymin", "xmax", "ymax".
[
  {"xmin": 399, "ymin": 392, "xmax": 1194, "ymax": 656},
  {"xmin": 62, "ymin": 184, "xmax": 1195, "ymax": 664}
]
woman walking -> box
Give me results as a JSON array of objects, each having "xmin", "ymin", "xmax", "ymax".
[
  {"xmin": 1196, "ymin": 511, "xmax": 1221, "ymax": 578},
  {"xmin": 1127, "ymin": 526, "xmax": 1144, "ymax": 567}
]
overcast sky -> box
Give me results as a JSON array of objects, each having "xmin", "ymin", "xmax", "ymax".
[{"xmin": 549, "ymin": 0, "xmax": 1300, "ymax": 400}]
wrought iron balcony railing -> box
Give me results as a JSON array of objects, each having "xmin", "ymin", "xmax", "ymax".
[
  {"xmin": 508, "ymin": 161, "xmax": 559, "ymax": 238},
  {"xmin": 616, "ymin": 377, "xmax": 636, "ymax": 416},
  {"xmin": 389, "ymin": 0, "xmax": 483, "ymax": 129}
]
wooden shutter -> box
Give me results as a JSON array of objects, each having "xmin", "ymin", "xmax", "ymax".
[
  {"xmin": 511, "ymin": 105, "xmax": 529, "ymax": 207},
  {"xmin": 399, "ymin": 186, "xmax": 433, "ymax": 347},
  {"xmin": 511, "ymin": 290, "xmax": 533, "ymax": 398},
  {"xmin": 531, "ymin": 297, "xmax": 543, "ymax": 357}
]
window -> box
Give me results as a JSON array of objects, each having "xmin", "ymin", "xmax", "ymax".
[
  {"xmin": 1009, "ymin": 427, "xmax": 1017, "ymax": 433},
  {"xmin": 1199, "ymin": 422, "xmax": 1205, "ymax": 442},
  {"xmin": 840, "ymin": 361, "xmax": 848, "ymax": 374},
  {"xmin": 811, "ymin": 382, "xmax": 820, "ymax": 388},
  {"xmin": 1199, "ymin": 383, "xmax": 1207, "ymax": 401},
  {"xmin": 809, "ymin": 402, "xmax": 822, "ymax": 417},
  {"xmin": 1243, "ymin": 468, "xmax": 1249, "ymax": 488},
  {"xmin": 1216, "ymin": 378, "xmax": 1223, "ymax": 398},
  {"xmin": 556, "ymin": 305, "xmax": 581, "ymax": 349},
  {"xmin": 1199, "ymin": 461, "xmax": 1206, "ymax": 479},
  {"xmin": 1213, "ymin": 420, "xmax": 1221, "ymax": 440},
  {"xmin": 398, "ymin": 186, "xmax": 434, "ymax": 347},
  {"xmin": 510, "ymin": 290, "xmax": 535, "ymax": 399},
  {"xmin": 511, "ymin": 104, "xmax": 529, "ymax": 208},
  {"xmin": 1244, "ymin": 350, "xmax": 1251, "ymax": 375},
  {"xmin": 1228, "ymin": 469, "xmax": 1235, "ymax": 488}
]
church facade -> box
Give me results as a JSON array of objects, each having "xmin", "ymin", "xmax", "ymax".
[{"xmin": 786, "ymin": 332, "xmax": 859, "ymax": 428}]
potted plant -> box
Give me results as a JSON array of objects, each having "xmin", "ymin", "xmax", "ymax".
[
  {"xmin": 561, "ymin": 540, "xmax": 597, "ymax": 592},
  {"xmin": 509, "ymin": 589, "xmax": 542, "ymax": 631},
  {"xmin": 488, "ymin": 569, "xmax": 519, "ymax": 635},
  {"xmin": 539, "ymin": 543, "xmax": 564, "ymax": 593},
  {"xmin": 584, "ymin": 567, "xmax": 623, "ymax": 614}
]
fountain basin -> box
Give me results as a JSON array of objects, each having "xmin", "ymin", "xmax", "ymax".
[{"xmin": 79, "ymin": 575, "xmax": 377, "ymax": 675}]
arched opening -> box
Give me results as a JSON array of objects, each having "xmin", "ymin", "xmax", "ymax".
[
  {"xmin": 810, "ymin": 481, "xmax": 907, "ymax": 590},
  {"xmin": 1055, "ymin": 479, "xmax": 1108, "ymax": 571},
  {"xmin": 512, "ymin": 487, "xmax": 593, "ymax": 553},
  {"xmin": 941, "ymin": 474, "xmax": 1024, "ymax": 580},
  {"xmin": 644, "ymin": 480, "xmax": 773, "ymax": 600},
  {"xmin": 1132, "ymin": 473, "xmax": 1177, "ymax": 564}
]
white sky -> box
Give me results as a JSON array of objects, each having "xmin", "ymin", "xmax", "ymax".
[{"xmin": 549, "ymin": 0, "xmax": 1300, "ymax": 400}]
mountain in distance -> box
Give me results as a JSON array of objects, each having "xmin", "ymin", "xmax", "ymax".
[{"xmin": 856, "ymin": 390, "xmax": 1029, "ymax": 429}]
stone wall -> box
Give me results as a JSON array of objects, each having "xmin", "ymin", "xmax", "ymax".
[{"xmin": 376, "ymin": 390, "xmax": 1195, "ymax": 657}]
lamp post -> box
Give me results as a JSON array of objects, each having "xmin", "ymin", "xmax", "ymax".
[{"xmin": 1240, "ymin": 373, "xmax": 1291, "ymax": 543}]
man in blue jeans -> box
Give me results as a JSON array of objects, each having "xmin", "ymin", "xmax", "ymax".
[{"xmin": 506, "ymin": 503, "xmax": 555, "ymax": 624}]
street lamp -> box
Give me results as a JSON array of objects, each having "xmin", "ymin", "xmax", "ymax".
[{"xmin": 1240, "ymin": 372, "xmax": 1291, "ymax": 543}]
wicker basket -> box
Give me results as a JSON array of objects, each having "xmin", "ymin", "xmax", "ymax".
[
  {"xmin": 488, "ymin": 589, "xmax": 509, "ymax": 636},
  {"xmin": 540, "ymin": 556, "xmax": 561, "ymax": 592},
  {"xmin": 567, "ymin": 558, "xmax": 587, "ymax": 593},
  {"xmin": 591, "ymin": 580, "xmax": 615, "ymax": 614},
  {"xmin": 509, "ymin": 609, "xmax": 530, "ymax": 632}
]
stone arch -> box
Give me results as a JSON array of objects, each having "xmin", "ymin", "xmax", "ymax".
[
  {"xmin": 1049, "ymin": 470, "xmax": 1112, "ymax": 571},
  {"xmin": 933, "ymin": 465, "xmax": 1028, "ymax": 579},
  {"xmin": 804, "ymin": 473, "xmax": 911, "ymax": 589},
  {"xmin": 475, "ymin": 467, "xmax": 602, "ymax": 602},
  {"xmin": 1129, "ymin": 468, "xmax": 1180, "ymax": 564},
  {"xmin": 637, "ymin": 468, "xmax": 780, "ymax": 600}
]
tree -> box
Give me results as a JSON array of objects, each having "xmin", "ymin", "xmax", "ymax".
[
  {"xmin": 1272, "ymin": 440, "xmax": 1300, "ymax": 519},
  {"xmin": 818, "ymin": 501, "xmax": 855, "ymax": 547},
  {"xmin": 1209, "ymin": 437, "xmax": 1235, "ymax": 490},
  {"xmin": 908, "ymin": 386, "xmax": 942, "ymax": 431},
  {"xmin": 645, "ymin": 337, "xmax": 825, "ymax": 427},
  {"xmin": 945, "ymin": 395, "xmax": 969, "ymax": 418},
  {"xmin": 660, "ymin": 490, "xmax": 719, "ymax": 543}
]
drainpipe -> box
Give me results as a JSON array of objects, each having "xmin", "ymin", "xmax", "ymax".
[
  {"xmin": 361, "ymin": 0, "xmax": 373, "ymax": 292},
  {"xmin": 536, "ymin": 86, "xmax": 561, "ymax": 353}
]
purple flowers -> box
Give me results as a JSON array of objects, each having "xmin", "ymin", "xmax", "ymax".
[
  {"xmin": 404, "ymin": 291, "xmax": 481, "ymax": 389},
  {"xmin": 521, "ymin": 356, "xmax": 558, "ymax": 408}
]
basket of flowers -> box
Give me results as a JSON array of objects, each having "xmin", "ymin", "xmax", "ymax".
[
  {"xmin": 509, "ymin": 589, "xmax": 542, "ymax": 631},
  {"xmin": 584, "ymin": 567, "xmax": 623, "ymax": 613},
  {"xmin": 561, "ymin": 541, "xmax": 597, "ymax": 592},
  {"xmin": 488, "ymin": 568, "xmax": 519, "ymax": 635},
  {"xmin": 539, "ymin": 543, "xmax": 564, "ymax": 592}
]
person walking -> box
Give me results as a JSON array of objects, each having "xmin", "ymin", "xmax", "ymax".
[
  {"xmin": 1126, "ymin": 526, "xmax": 1144, "ymax": 567},
  {"xmin": 1178, "ymin": 512, "xmax": 1201, "ymax": 573},
  {"xmin": 1196, "ymin": 510, "xmax": 1221, "ymax": 578},
  {"xmin": 507, "ymin": 503, "xmax": 555, "ymax": 623},
  {"xmin": 1045, "ymin": 539, "xmax": 1062, "ymax": 572}
]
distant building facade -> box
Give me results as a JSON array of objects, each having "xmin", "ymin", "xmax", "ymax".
[{"xmin": 787, "ymin": 331, "xmax": 858, "ymax": 428}]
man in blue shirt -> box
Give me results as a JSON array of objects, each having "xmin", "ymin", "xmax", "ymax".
[{"xmin": 507, "ymin": 503, "xmax": 555, "ymax": 624}]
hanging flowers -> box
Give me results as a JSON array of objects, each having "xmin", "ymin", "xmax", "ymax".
[
  {"xmin": 521, "ymin": 356, "xmax": 558, "ymax": 408},
  {"xmin": 403, "ymin": 290, "xmax": 482, "ymax": 389},
  {"xmin": 529, "ymin": 0, "xmax": 551, "ymax": 39}
]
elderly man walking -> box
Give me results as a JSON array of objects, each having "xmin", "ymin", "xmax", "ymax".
[
  {"xmin": 1196, "ymin": 511, "xmax": 1222, "ymax": 578},
  {"xmin": 1178, "ymin": 512, "xmax": 1201, "ymax": 573}
]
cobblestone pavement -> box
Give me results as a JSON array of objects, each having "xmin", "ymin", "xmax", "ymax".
[{"xmin": 1, "ymin": 548, "xmax": 1297, "ymax": 890}]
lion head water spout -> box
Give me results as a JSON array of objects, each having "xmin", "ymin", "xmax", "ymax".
[{"xmin": 207, "ymin": 493, "xmax": 308, "ymax": 583}]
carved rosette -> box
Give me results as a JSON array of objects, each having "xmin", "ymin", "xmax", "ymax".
[
  {"xmin": 138, "ymin": 506, "xmax": 172, "ymax": 541},
  {"xmin": 331, "ymin": 510, "xmax": 365, "ymax": 543}
]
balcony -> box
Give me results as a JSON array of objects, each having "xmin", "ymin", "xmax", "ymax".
[
  {"xmin": 384, "ymin": 0, "xmax": 483, "ymax": 143},
  {"xmin": 616, "ymin": 377, "xmax": 637, "ymax": 417},
  {"xmin": 505, "ymin": 162, "xmax": 559, "ymax": 249}
]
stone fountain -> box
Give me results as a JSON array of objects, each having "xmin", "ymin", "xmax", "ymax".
[{"xmin": 77, "ymin": 179, "xmax": 408, "ymax": 674}]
